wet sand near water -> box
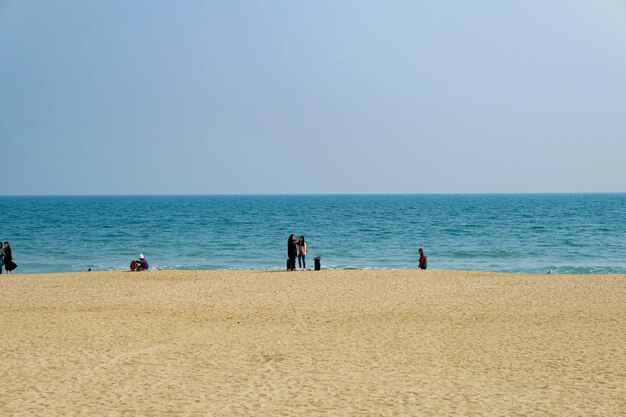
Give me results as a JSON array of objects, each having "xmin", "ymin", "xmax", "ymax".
[{"xmin": 1, "ymin": 269, "xmax": 624, "ymax": 416}]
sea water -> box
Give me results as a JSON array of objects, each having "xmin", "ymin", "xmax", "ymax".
[{"xmin": 0, "ymin": 194, "xmax": 624, "ymax": 274}]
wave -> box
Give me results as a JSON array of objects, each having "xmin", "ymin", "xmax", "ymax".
[
  {"xmin": 450, "ymin": 249, "xmax": 517, "ymax": 259},
  {"xmin": 542, "ymin": 265, "xmax": 626, "ymax": 275}
]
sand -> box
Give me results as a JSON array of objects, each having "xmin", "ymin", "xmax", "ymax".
[{"xmin": 0, "ymin": 269, "xmax": 624, "ymax": 416}]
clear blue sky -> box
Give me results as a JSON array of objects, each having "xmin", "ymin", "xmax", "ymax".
[{"xmin": 1, "ymin": 1, "xmax": 625, "ymax": 195}]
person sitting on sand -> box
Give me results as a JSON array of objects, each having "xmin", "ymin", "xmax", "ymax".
[
  {"xmin": 418, "ymin": 248, "xmax": 427, "ymax": 270},
  {"xmin": 136, "ymin": 253, "xmax": 149, "ymax": 271},
  {"xmin": 131, "ymin": 254, "xmax": 149, "ymax": 271}
]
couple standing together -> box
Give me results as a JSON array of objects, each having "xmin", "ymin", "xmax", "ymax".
[{"xmin": 287, "ymin": 234, "xmax": 308, "ymax": 271}]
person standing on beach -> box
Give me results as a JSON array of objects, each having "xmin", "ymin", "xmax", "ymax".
[
  {"xmin": 287, "ymin": 234, "xmax": 297, "ymax": 271},
  {"xmin": 4, "ymin": 241, "xmax": 16, "ymax": 274},
  {"xmin": 296, "ymin": 236, "xmax": 308, "ymax": 270},
  {"xmin": 418, "ymin": 248, "xmax": 427, "ymax": 270},
  {"xmin": 0, "ymin": 242, "xmax": 4, "ymax": 274}
]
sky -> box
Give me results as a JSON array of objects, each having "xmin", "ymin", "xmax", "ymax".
[{"xmin": 1, "ymin": 0, "xmax": 626, "ymax": 195}]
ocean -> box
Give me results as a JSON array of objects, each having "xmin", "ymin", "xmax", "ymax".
[{"xmin": 0, "ymin": 194, "xmax": 624, "ymax": 274}]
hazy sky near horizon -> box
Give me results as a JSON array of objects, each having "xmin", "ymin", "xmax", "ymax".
[{"xmin": 1, "ymin": 1, "xmax": 626, "ymax": 195}]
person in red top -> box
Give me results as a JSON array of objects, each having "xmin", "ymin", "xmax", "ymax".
[{"xmin": 418, "ymin": 248, "xmax": 427, "ymax": 270}]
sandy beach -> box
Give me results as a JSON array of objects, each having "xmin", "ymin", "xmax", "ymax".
[{"xmin": 1, "ymin": 269, "xmax": 624, "ymax": 416}]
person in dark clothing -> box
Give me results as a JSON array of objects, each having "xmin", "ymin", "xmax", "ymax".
[
  {"xmin": 287, "ymin": 234, "xmax": 297, "ymax": 271},
  {"xmin": 0, "ymin": 243, "xmax": 4, "ymax": 274},
  {"xmin": 418, "ymin": 248, "xmax": 427, "ymax": 270},
  {"xmin": 136, "ymin": 253, "xmax": 149, "ymax": 271},
  {"xmin": 4, "ymin": 241, "xmax": 16, "ymax": 274}
]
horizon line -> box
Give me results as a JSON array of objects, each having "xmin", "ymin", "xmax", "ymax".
[{"xmin": 1, "ymin": 191, "xmax": 625, "ymax": 198}]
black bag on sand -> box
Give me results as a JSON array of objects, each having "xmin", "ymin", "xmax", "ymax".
[{"xmin": 314, "ymin": 256, "xmax": 321, "ymax": 271}]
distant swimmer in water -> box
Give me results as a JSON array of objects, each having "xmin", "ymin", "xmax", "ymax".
[{"xmin": 418, "ymin": 248, "xmax": 427, "ymax": 270}]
